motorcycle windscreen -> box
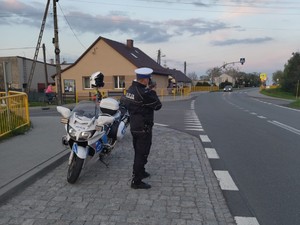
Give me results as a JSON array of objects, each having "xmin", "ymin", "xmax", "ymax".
[{"xmin": 72, "ymin": 101, "xmax": 100, "ymax": 119}]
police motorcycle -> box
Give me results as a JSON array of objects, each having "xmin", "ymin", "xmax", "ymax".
[{"xmin": 57, "ymin": 72, "xmax": 129, "ymax": 184}]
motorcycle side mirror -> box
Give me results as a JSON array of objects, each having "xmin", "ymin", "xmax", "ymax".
[
  {"xmin": 57, "ymin": 106, "xmax": 71, "ymax": 118},
  {"xmin": 97, "ymin": 115, "xmax": 115, "ymax": 126}
]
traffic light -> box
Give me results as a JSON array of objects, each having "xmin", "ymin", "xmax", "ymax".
[{"xmin": 240, "ymin": 58, "xmax": 245, "ymax": 65}]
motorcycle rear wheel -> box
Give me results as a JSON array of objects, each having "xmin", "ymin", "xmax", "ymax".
[{"xmin": 67, "ymin": 154, "xmax": 84, "ymax": 184}]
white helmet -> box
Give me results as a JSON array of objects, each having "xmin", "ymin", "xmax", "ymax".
[{"xmin": 90, "ymin": 71, "xmax": 104, "ymax": 87}]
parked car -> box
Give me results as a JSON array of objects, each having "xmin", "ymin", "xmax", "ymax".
[{"xmin": 223, "ymin": 85, "xmax": 233, "ymax": 92}]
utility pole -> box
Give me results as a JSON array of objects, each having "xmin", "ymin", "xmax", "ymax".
[
  {"xmin": 3, "ymin": 62, "xmax": 8, "ymax": 95},
  {"xmin": 42, "ymin": 43, "xmax": 49, "ymax": 86},
  {"xmin": 26, "ymin": 0, "xmax": 50, "ymax": 93},
  {"xmin": 157, "ymin": 49, "xmax": 161, "ymax": 65},
  {"xmin": 157, "ymin": 49, "xmax": 166, "ymax": 66},
  {"xmin": 53, "ymin": 0, "xmax": 63, "ymax": 105}
]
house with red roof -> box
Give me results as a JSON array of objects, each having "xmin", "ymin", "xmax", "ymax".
[{"xmin": 57, "ymin": 36, "xmax": 171, "ymax": 98}]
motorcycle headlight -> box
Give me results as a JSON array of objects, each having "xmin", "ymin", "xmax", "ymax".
[
  {"xmin": 79, "ymin": 131, "xmax": 92, "ymax": 139},
  {"xmin": 78, "ymin": 130, "xmax": 96, "ymax": 141},
  {"xmin": 68, "ymin": 126, "xmax": 76, "ymax": 138},
  {"xmin": 68, "ymin": 125, "xmax": 95, "ymax": 141}
]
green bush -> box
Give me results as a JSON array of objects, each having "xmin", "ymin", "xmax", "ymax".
[{"xmin": 196, "ymin": 81, "xmax": 211, "ymax": 86}]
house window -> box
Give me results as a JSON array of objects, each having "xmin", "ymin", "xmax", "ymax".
[
  {"xmin": 83, "ymin": 77, "xmax": 92, "ymax": 89},
  {"xmin": 64, "ymin": 79, "xmax": 75, "ymax": 92},
  {"xmin": 113, "ymin": 76, "xmax": 125, "ymax": 89}
]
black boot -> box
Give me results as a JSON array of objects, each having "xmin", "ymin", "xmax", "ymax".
[
  {"xmin": 133, "ymin": 171, "xmax": 150, "ymax": 179},
  {"xmin": 142, "ymin": 171, "xmax": 150, "ymax": 179},
  {"xmin": 131, "ymin": 180, "xmax": 151, "ymax": 189}
]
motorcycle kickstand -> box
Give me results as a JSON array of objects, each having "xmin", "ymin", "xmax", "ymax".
[{"xmin": 99, "ymin": 154, "xmax": 109, "ymax": 168}]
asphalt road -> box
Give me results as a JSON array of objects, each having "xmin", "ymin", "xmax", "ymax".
[
  {"xmin": 30, "ymin": 90, "xmax": 300, "ymax": 225},
  {"xmin": 193, "ymin": 88, "xmax": 300, "ymax": 225}
]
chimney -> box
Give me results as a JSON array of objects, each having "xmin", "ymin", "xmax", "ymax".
[{"xmin": 126, "ymin": 39, "xmax": 134, "ymax": 48}]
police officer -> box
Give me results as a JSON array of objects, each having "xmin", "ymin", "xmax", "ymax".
[{"xmin": 120, "ymin": 67, "xmax": 162, "ymax": 189}]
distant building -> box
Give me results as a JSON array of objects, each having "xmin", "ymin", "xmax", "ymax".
[
  {"xmin": 1, "ymin": 37, "xmax": 191, "ymax": 98},
  {"xmin": 166, "ymin": 68, "xmax": 192, "ymax": 88},
  {"xmin": 214, "ymin": 73, "xmax": 235, "ymax": 87},
  {"xmin": 0, "ymin": 56, "xmax": 56, "ymax": 92}
]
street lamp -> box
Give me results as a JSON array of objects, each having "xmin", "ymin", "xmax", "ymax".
[
  {"xmin": 219, "ymin": 58, "xmax": 246, "ymax": 70},
  {"xmin": 212, "ymin": 58, "xmax": 245, "ymax": 89}
]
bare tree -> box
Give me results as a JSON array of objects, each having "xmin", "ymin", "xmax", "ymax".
[
  {"xmin": 187, "ymin": 72, "xmax": 198, "ymax": 81},
  {"xmin": 224, "ymin": 66, "xmax": 240, "ymax": 80},
  {"xmin": 206, "ymin": 67, "xmax": 222, "ymax": 84}
]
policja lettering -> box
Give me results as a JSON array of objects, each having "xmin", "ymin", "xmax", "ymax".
[{"xmin": 126, "ymin": 92, "xmax": 135, "ymax": 100}]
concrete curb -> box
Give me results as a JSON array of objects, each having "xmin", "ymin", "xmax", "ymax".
[{"xmin": 0, "ymin": 148, "xmax": 69, "ymax": 205}]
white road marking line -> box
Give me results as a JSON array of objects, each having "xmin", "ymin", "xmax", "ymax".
[
  {"xmin": 185, "ymin": 117, "xmax": 199, "ymax": 120},
  {"xmin": 257, "ymin": 116, "xmax": 266, "ymax": 119},
  {"xmin": 185, "ymin": 120, "xmax": 202, "ymax": 124},
  {"xmin": 184, "ymin": 109, "xmax": 204, "ymax": 132},
  {"xmin": 185, "ymin": 114, "xmax": 199, "ymax": 118},
  {"xmin": 268, "ymin": 120, "xmax": 300, "ymax": 136},
  {"xmin": 214, "ymin": 170, "xmax": 239, "ymax": 191},
  {"xmin": 184, "ymin": 109, "xmax": 203, "ymax": 131},
  {"xmin": 276, "ymin": 104, "xmax": 300, "ymax": 112},
  {"xmin": 186, "ymin": 127, "xmax": 203, "ymax": 131},
  {"xmin": 235, "ymin": 216, "xmax": 260, "ymax": 225},
  {"xmin": 191, "ymin": 100, "xmax": 195, "ymax": 110},
  {"xmin": 185, "ymin": 115, "xmax": 199, "ymax": 118},
  {"xmin": 250, "ymin": 112, "xmax": 257, "ymax": 115},
  {"xmin": 154, "ymin": 123, "xmax": 168, "ymax": 127},
  {"xmin": 185, "ymin": 125, "xmax": 202, "ymax": 128},
  {"xmin": 253, "ymin": 98, "xmax": 300, "ymax": 112},
  {"xmin": 185, "ymin": 128, "xmax": 204, "ymax": 131},
  {"xmin": 185, "ymin": 124, "xmax": 202, "ymax": 127},
  {"xmin": 199, "ymin": 135, "xmax": 211, "ymax": 142},
  {"xmin": 205, "ymin": 148, "xmax": 219, "ymax": 159}
]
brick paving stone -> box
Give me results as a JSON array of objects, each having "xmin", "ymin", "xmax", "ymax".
[{"xmin": 0, "ymin": 126, "xmax": 236, "ymax": 225}]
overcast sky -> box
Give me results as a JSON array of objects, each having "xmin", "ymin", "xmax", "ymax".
[{"xmin": 1, "ymin": 0, "xmax": 300, "ymax": 81}]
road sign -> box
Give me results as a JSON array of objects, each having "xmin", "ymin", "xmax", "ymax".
[{"xmin": 260, "ymin": 73, "xmax": 267, "ymax": 81}]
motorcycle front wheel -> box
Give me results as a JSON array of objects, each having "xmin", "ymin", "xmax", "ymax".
[{"xmin": 67, "ymin": 154, "xmax": 84, "ymax": 184}]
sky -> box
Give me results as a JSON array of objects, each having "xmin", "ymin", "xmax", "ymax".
[{"xmin": 1, "ymin": 0, "xmax": 300, "ymax": 82}]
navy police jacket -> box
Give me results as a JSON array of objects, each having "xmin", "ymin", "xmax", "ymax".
[{"xmin": 120, "ymin": 80, "xmax": 162, "ymax": 132}]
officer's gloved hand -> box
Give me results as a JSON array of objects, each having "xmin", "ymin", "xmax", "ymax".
[{"xmin": 148, "ymin": 79, "xmax": 156, "ymax": 90}]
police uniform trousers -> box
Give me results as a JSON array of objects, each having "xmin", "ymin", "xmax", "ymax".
[{"xmin": 131, "ymin": 128, "xmax": 152, "ymax": 182}]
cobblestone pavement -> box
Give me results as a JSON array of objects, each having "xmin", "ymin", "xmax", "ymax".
[{"xmin": 0, "ymin": 126, "xmax": 235, "ymax": 225}]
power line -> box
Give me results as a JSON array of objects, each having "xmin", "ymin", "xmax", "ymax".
[
  {"xmin": 63, "ymin": 0, "xmax": 300, "ymax": 11},
  {"xmin": 57, "ymin": 2, "xmax": 86, "ymax": 50},
  {"xmin": 0, "ymin": 47, "xmax": 37, "ymax": 51},
  {"xmin": 1, "ymin": 1, "xmax": 300, "ymax": 19}
]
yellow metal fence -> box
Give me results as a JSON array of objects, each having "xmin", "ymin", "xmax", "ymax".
[
  {"xmin": 69, "ymin": 86, "xmax": 219, "ymax": 103},
  {"xmin": 0, "ymin": 91, "xmax": 30, "ymax": 138},
  {"xmin": 192, "ymin": 86, "xmax": 219, "ymax": 92}
]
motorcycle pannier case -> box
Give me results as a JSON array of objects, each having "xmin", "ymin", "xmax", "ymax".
[
  {"xmin": 108, "ymin": 120, "xmax": 126, "ymax": 141},
  {"xmin": 100, "ymin": 98, "xmax": 119, "ymax": 115}
]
